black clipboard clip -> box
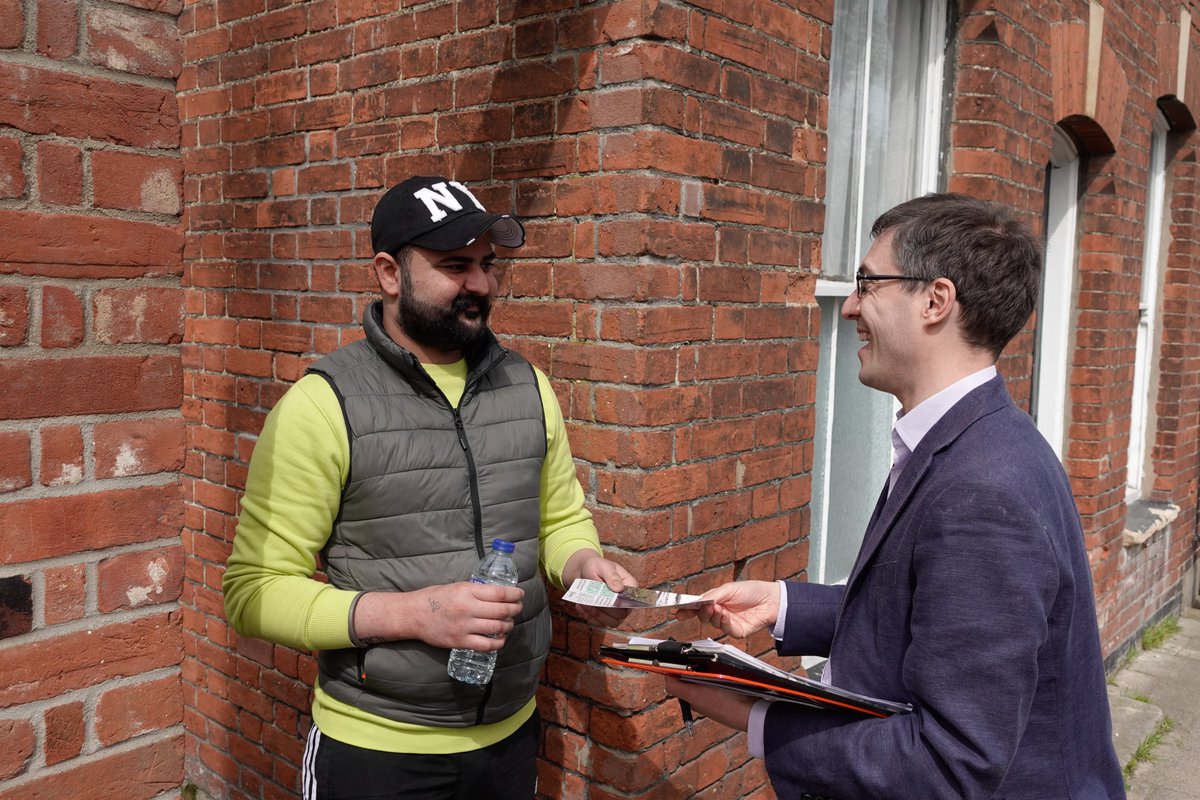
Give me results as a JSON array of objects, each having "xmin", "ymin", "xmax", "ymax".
[{"xmin": 661, "ymin": 639, "xmax": 694, "ymax": 734}]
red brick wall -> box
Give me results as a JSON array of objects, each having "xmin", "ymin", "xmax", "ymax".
[
  {"xmin": 0, "ymin": 0, "xmax": 186, "ymax": 797},
  {"xmin": 178, "ymin": 3, "xmax": 826, "ymax": 798},
  {"xmin": 948, "ymin": 2, "xmax": 1200, "ymax": 663}
]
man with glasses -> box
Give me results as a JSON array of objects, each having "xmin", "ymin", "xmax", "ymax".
[
  {"xmin": 668, "ymin": 194, "xmax": 1125, "ymax": 799},
  {"xmin": 224, "ymin": 176, "xmax": 636, "ymax": 799}
]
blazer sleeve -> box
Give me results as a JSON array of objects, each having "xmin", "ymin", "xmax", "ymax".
[
  {"xmin": 762, "ymin": 478, "xmax": 1060, "ymax": 800},
  {"xmin": 778, "ymin": 581, "xmax": 845, "ymax": 657}
]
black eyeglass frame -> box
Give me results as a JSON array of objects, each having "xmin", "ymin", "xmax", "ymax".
[{"xmin": 854, "ymin": 272, "xmax": 925, "ymax": 297}]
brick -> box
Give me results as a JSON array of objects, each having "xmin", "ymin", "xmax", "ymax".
[
  {"xmin": 597, "ymin": 462, "xmax": 718, "ymax": 510},
  {"xmin": 297, "ymin": 294, "xmax": 353, "ymax": 325},
  {"xmin": 96, "ymin": 673, "xmax": 183, "ymax": 745},
  {"xmin": 36, "ymin": 141, "xmax": 83, "ymax": 205},
  {"xmin": 43, "ymin": 563, "xmax": 87, "ymax": 625},
  {"xmin": 337, "ymin": 50, "xmax": 400, "ymax": 93},
  {"xmin": 550, "ymin": 342, "xmax": 677, "ymax": 385},
  {"xmin": 0, "ymin": 613, "xmax": 182, "ymax": 707},
  {"xmin": 86, "ymin": 5, "xmax": 182, "ymax": 78},
  {"xmin": 492, "ymin": 57, "xmax": 578, "ymax": 102},
  {"xmin": 378, "ymin": 81, "xmax": 452, "ymax": 119},
  {"xmin": 92, "ymin": 151, "xmax": 183, "ymax": 215},
  {"xmin": 594, "ymin": 384, "xmax": 711, "ymax": 426},
  {"xmin": 0, "ymin": 430, "xmax": 32, "ymax": 493},
  {"xmin": 698, "ymin": 266, "xmax": 761, "ymax": 303},
  {"xmin": 599, "ymin": 306, "xmax": 714, "ymax": 344},
  {"xmin": 254, "ymin": 70, "xmax": 306, "ymax": 106},
  {"xmin": 714, "ymin": 306, "xmax": 809, "ymax": 341},
  {"xmin": 0, "ymin": 210, "xmax": 182, "ymax": 276},
  {"xmin": 437, "ymin": 107, "xmax": 513, "ymax": 146},
  {"xmin": 258, "ymin": 6, "xmax": 306, "ymax": 42},
  {"xmin": 589, "ymin": 739, "xmax": 671, "ymax": 793},
  {"xmin": 40, "ymin": 424, "xmax": 84, "ymax": 487},
  {"xmin": 40, "ymin": 285, "xmax": 84, "ymax": 348},
  {"xmin": 44, "ymin": 701, "xmax": 85, "ymax": 765},
  {"xmin": 0, "ymin": 484, "xmax": 182, "ymax": 563},
  {"xmin": 98, "ymin": 545, "xmax": 185, "ymax": 612},
  {"xmin": 93, "ymin": 287, "xmax": 184, "ymax": 344},
  {"xmin": 493, "ymin": 300, "xmax": 573, "ymax": 339},
  {"xmin": 0, "ymin": 719, "xmax": 34, "ymax": 780},
  {"xmin": 438, "ymin": 28, "xmax": 508, "ymax": 71},
  {"xmin": 294, "ymin": 96, "xmax": 352, "ymax": 132},
  {"xmin": 0, "ymin": 0, "xmax": 22, "ymax": 48},
  {"xmin": 295, "ymin": 162, "xmax": 351, "ymax": 195},
  {"xmin": 37, "ymin": 0, "xmax": 78, "ymax": 59},
  {"xmin": 94, "ymin": 417, "xmax": 185, "ymax": 479},
  {"xmin": 567, "ymin": 425, "xmax": 672, "ymax": 469},
  {"xmin": 0, "ymin": 735, "xmax": 183, "ymax": 800},
  {"xmin": 734, "ymin": 515, "xmax": 793, "ymax": 560},
  {"xmin": 0, "ymin": 356, "xmax": 181, "ymax": 419},
  {"xmin": 0, "ymin": 64, "xmax": 177, "ymax": 147},
  {"xmin": 181, "ymin": 86, "xmax": 231, "ymax": 120},
  {"xmin": 625, "ymin": 42, "xmax": 721, "ymax": 95},
  {"xmin": 0, "ymin": 135, "xmax": 24, "ymax": 198},
  {"xmin": 597, "ymin": 218, "xmax": 716, "ymax": 261},
  {"xmin": 261, "ymin": 321, "xmax": 311, "ymax": 352},
  {"xmin": 0, "ymin": 285, "xmax": 29, "ymax": 346}
]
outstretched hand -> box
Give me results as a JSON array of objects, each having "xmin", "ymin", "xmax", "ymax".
[
  {"xmin": 675, "ymin": 580, "xmax": 780, "ymax": 638},
  {"xmin": 564, "ymin": 551, "xmax": 639, "ymax": 627}
]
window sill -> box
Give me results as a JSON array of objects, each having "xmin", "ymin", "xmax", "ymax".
[{"xmin": 1122, "ymin": 499, "xmax": 1180, "ymax": 548}]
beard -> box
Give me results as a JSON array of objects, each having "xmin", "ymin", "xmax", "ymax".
[{"xmin": 396, "ymin": 262, "xmax": 492, "ymax": 352}]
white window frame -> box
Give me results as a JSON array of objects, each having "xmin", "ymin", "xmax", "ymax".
[
  {"xmin": 1126, "ymin": 111, "xmax": 1169, "ymax": 500},
  {"xmin": 1033, "ymin": 128, "xmax": 1080, "ymax": 460},
  {"xmin": 811, "ymin": 0, "xmax": 947, "ymax": 584}
]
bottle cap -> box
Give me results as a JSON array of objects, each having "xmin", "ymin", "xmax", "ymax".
[{"xmin": 491, "ymin": 538, "xmax": 515, "ymax": 553}]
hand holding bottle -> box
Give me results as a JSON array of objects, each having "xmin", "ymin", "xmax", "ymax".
[{"xmin": 448, "ymin": 539, "xmax": 521, "ymax": 684}]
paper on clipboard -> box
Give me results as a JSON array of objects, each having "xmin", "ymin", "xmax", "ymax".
[{"xmin": 563, "ymin": 579, "xmax": 707, "ymax": 609}]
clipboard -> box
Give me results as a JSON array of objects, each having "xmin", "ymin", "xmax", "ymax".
[{"xmin": 600, "ymin": 638, "xmax": 911, "ymax": 719}]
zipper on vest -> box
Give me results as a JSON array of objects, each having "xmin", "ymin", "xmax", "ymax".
[
  {"xmin": 475, "ymin": 681, "xmax": 493, "ymax": 726},
  {"xmin": 460, "ymin": 349, "xmax": 507, "ymax": 406},
  {"xmin": 454, "ymin": 411, "xmax": 486, "ymax": 559},
  {"xmin": 454, "ymin": 347, "xmax": 512, "ymax": 722}
]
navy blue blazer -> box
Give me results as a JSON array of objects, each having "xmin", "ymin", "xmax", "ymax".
[{"xmin": 766, "ymin": 376, "xmax": 1125, "ymax": 799}]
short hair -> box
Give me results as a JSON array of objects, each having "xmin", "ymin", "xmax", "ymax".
[{"xmin": 871, "ymin": 193, "xmax": 1042, "ymax": 358}]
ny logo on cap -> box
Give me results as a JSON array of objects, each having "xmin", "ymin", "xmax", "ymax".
[{"xmin": 413, "ymin": 181, "xmax": 486, "ymax": 223}]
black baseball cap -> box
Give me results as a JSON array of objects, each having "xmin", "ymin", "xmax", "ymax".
[{"xmin": 370, "ymin": 176, "xmax": 526, "ymax": 254}]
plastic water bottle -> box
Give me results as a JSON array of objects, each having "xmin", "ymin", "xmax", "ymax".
[{"xmin": 447, "ymin": 539, "xmax": 519, "ymax": 685}]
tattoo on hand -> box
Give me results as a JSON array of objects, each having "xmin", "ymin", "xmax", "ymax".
[{"xmin": 428, "ymin": 598, "xmax": 441, "ymax": 613}]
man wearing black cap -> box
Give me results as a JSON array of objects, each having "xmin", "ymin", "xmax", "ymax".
[{"xmin": 224, "ymin": 176, "xmax": 636, "ymax": 798}]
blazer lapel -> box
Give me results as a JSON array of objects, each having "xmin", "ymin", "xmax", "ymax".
[
  {"xmin": 863, "ymin": 481, "xmax": 889, "ymax": 534},
  {"xmin": 843, "ymin": 376, "xmax": 1014, "ymax": 594}
]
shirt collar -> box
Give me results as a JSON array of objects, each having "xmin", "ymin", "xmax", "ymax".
[{"xmin": 893, "ymin": 365, "xmax": 997, "ymax": 455}]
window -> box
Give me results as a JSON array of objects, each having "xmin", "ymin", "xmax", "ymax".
[
  {"xmin": 1126, "ymin": 112, "xmax": 1169, "ymax": 500},
  {"xmin": 810, "ymin": 0, "xmax": 949, "ymax": 583},
  {"xmin": 1032, "ymin": 127, "xmax": 1080, "ymax": 460}
]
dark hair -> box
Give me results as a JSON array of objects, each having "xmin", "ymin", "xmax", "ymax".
[{"xmin": 871, "ymin": 193, "xmax": 1042, "ymax": 358}]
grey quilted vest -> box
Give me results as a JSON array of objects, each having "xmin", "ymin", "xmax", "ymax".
[{"xmin": 308, "ymin": 301, "xmax": 550, "ymax": 727}]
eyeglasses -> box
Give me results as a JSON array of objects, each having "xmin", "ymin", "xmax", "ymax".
[{"xmin": 854, "ymin": 272, "xmax": 924, "ymax": 297}]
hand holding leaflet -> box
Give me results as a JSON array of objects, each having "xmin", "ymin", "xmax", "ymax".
[
  {"xmin": 600, "ymin": 638, "xmax": 911, "ymax": 718},
  {"xmin": 564, "ymin": 578, "xmax": 706, "ymax": 609}
]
